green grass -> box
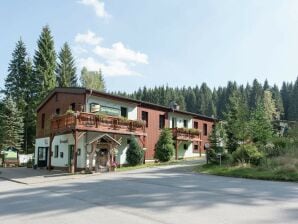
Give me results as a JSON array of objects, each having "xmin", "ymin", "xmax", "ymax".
[{"xmin": 194, "ymin": 164, "xmax": 298, "ymax": 182}]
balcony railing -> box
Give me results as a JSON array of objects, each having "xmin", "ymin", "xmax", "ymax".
[
  {"xmin": 51, "ymin": 112, "xmax": 146, "ymax": 136},
  {"xmin": 171, "ymin": 127, "xmax": 201, "ymax": 141}
]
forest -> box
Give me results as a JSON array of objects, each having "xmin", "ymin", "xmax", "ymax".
[{"xmin": 0, "ymin": 25, "xmax": 297, "ymax": 161}]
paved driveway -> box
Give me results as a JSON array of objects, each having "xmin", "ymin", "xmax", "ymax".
[{"xmin": 1, "ymin": 162, "xmax": 298, "ymax": 224}]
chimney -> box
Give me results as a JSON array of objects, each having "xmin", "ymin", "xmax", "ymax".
[{"xmin": 169, "ymin": 101, "xmax": 180, "ymax": 110}]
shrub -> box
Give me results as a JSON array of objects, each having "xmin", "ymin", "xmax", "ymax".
[
  {"xmin": 126, "ymin": 136, "xmax": 144, "ymax": 166},
  {"xmin": 155, "ymin": 129, "xmax": 174, "ymax": 162},
  {"xmin": 232, "ymin": 144, "xmax": 264, "ymax": 166}
]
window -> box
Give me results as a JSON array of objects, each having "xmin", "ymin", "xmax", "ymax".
[
  {"xmin": 56, "ymin": 108, "xmax": 60, "ymax": 115},
  {"xmin": 54, "ymin": 145, "xmax": 59, "ymax": 158},
  {"xmin": 159, "ymin": 115, "xmax": 165, "ymax": 129},
  {"xmin": 172, "ymin": 117, "xmax": 177, "ymax": 128},
  {"xmin": 60, "ymin": 152, "xmax": 64, "ymax": 158},
  {"xmin": 142, "ymin": 111, "xmax": 149, "ymax": 127},
  {"xmin": 183, "ymin": 119, "xmax": 188, "ymax": 128},
  {"xmin": 70, "ymin": 103, "xmax": 76, "ymax": 111},
  {"xmin": 194, "ymin": 121, "xmax": 198, "ymax": 129},
  {"xmin": 90, "ymin": 103, "xmax": 100, "ymax": 113},
  {"xmin": 203, "ymin": 123, "xmax": 208, "ymax": 136},
  {"xmin": 121, "ymin": 107, "xmax": 128, "ymax": 118},
  {"xmin": 194, "ymin": 145, "xmax": 199, "ymax": 151},
  {"xmin": 78, "ymin": 148, "xmax": 81, "ymax": 156},
  {"xmin": 41, "ymin": 113, "xmax": 45, "ymax": 129}
]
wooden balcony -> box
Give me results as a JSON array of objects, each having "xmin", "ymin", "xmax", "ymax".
[
  {"xmin": 171, "ymin": 128, "xmax": 201, "ymax": 141},
  {"xmin": 51, "ymin": 112, "xmax": 146, "ymax": 136}
]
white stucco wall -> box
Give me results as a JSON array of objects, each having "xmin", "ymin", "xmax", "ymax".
[
  {"xmin": 115, "ymin": 136, "xmax": 129, "ymax": 165},
  {"xmin": 35, "ymin": 135, "xmax": 86, "ymax": 168},
  {"xmin": 177, "ymin": 142, "xmax": 199, "ymax": 158},
  {"xmin": 86, "ymin": 95, "xmax": 138, "ymax": 120},
  {"xmin": 168, "ymin": 112, "xmax": 193, "ymax": 128}
]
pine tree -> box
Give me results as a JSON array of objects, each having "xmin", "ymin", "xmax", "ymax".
[
  {"xmin": 5, "ymin": 38, "xmax": 28, "ymax": 109},
  {"xmin": 281, "ymin": 82, "xmax": 292, "ymax": 120},
  {"xmin": 249, "ymin": 103, "xmax": 273, "ymax": 144},
  {"xmin": 155, "ymin": 128, "xmax": 175, "ymax": 162},
  {"xmin": 288, "ymin": 77, "xmax": 298, "ymax": 121},
  {"xmin": 271, "ymin": 84, "xmax": 284, "ymax": 119},
  {"xmin": 249, "ymin": 79, "xmax": 263, "ymax": 111},
  {"xmin": 4, "ymin": 39, "xmax": 37, "ymax": 153},
  {"xmin": 126, "ymin": 136, "xmax": 144, "ymax": 166},
  {"xmin": 80, "ymin": 67, "xmax": 106, "ymax": 91},
  {"xmin": 0, "ymin": 97, "xmax": 24, "ymax": 151},
  {"xmin": 224, "ymin": 91, "xmax": 250, "ymax": 153},
  {"xmin": 56, "ymin": 42, "xmax": 77, "ymax": 87},
  {"xmin": 263, "ymin": 90, "xmax": 278, "ymax": 121},
  {"xmin": 34, "ymin": 25, "xmax": 56, "ymax": 99}
]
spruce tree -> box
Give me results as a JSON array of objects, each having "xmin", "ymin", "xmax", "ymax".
[
  {"xmin": 5, "ymin": 38, "xmax": 28, "ymax": 109},
  {"xmin": 155, "ymin": 128, "xmax": 174, "ymax": 162},
  {"xmin": 0, "ymin": 97, "xmax": 24, "ymax": 151},
  {"xmin": 288, "ymin": 77, "xmax": 298, "ymax": 121},
  {"xmin": 224, "ymin": 91, "xmax": 250, "ymax": 153},
  {"xmin": 5, "ymin": 39, "xmax": 37, "ymax": 153},
  {"xmin": 126, "ymin": 136, "xmax": 144, "ymax": 166},
  {"xmin": 34, "ymin": 25, "xmax": 56, "ymax": 99},
  {"xmin": 249, "ymin": 79, "xmax": 263, "ymax": 111},
  {"xmin": 80, "ymin": 67, "xmax": 106, "ymax": 91},
  {"xmin": 249, "ymin": 103, "xmax": 273, "ymax": 144},
  {"xmin": 56, "ymin": 42, "xmax": 77, "ymax": 87}
]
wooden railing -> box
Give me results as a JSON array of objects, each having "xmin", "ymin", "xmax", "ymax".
[
  {"xmin": 171, "ymin": 127, "xmax": 201, "ymax": 141},
  {"xmin": 51, "ymin": 112, "xmax": 146, "ymax": 135}
]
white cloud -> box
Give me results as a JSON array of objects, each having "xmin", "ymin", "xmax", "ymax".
[
  {"xmin": 78, "ymin": 0, "xmax": 110, "ymax": 18},
  {"xmin": 75, "ymin": 30, "xmax": 103, "ymax": 45},
  {"xmin": 93, "ymin": 42, "xmax": 149, "ymax": 64},
  {"xmin": 74, "ymin": 30, "xmax": 148, "ymax": 77},
  {"xmin": 77, "ymin": 57, "xmax": 141, "ymax": 76}
]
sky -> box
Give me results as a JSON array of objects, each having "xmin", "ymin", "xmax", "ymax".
[{"xmin": 0, "ymin": 0, "xmax": 298, "ymax": 93}]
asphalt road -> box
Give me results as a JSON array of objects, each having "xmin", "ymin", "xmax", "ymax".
[{"xmin": 1, "ymin": 162, "xmax": 298, "ymax": 224}]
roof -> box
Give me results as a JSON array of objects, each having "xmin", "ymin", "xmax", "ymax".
[{"xmin": 37, "ymin": 87, "xmax": 217, "ymax": 122}]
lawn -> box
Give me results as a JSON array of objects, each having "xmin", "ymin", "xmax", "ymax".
[{"xmin": 194, "ymin": 164, "xmax": 298, "ymax": 182}]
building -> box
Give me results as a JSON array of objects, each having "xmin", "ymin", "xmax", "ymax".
[{"xmin": 34, "ymin": 87, "xmax": 216, "ymax": 173}]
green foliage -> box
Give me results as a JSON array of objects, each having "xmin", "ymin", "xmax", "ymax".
[
  {"xmin": 249, "ymin": 103, "xmax": 273, "ymax": 144},
  {"xmin": 232, "ymin": 144, "xmax": 264, "ymax": 166},
  {"xmin": 0, "ymin": 97, "xmax": 24, "ymax": 151},
  {"xmin": 56, "ymin": 42, "xmax": 77, "ymax": 87},
  {"xmin": 80, "ymin": 67, "xmax": 106, "ymax": 91},
  {"xmin": 288, "ymin": 77, "xmax": 298, "ymax": 121},
  {"xmin": 224, "ymin": 91, "xmax": 250, "ymax": 153},
  {"xmin": 126, "ymin": 136, "xmax": 144, "ymax": 166},
  {"xmin": 155, "ymin": 128, "xmax": 174, "ymax": 162},
  {"xmin": 4, "ymin": 39, "xmax": 37, "ymax": 153},
  {"xmin": 34, "ymin": 25, "xmax": 56, "ymax": 99},
  {"xmin": 207, "ymin": 123, "xmax": 227, "ymax": 164}
]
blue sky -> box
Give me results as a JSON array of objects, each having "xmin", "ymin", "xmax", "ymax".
[{"xmin": 0, "ymin": 0, "xmax": 298, "ymax": 92}]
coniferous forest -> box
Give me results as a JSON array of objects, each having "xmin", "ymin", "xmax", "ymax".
[{"xmin": 115, "ymin": 79, "xmax": 298, "ymax": 121}]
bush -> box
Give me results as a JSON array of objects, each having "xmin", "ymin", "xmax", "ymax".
[
  {"xmin": 155, "ymin": 129, "xmax": 174, "ymax": 162},
  {"xmin": 126, "ymin": 136, "xmax": 144, "ymax": 166},
  {"xmin": 232, "ymin": 144, "xmax": 264, "ymax": 166}
]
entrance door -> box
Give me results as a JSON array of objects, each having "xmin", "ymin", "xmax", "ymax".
[
  {"xmin": 98, "ymin": 149, "xmax": 108, "ymax": 167},
  {"xmin": 38, "ymin": 147, "xmax": 48, "ymax": 167}
]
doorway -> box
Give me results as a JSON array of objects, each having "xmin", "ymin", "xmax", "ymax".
[{"xmin": 37, "ymin": 147, "xmax": 48, "ymax": 167}]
